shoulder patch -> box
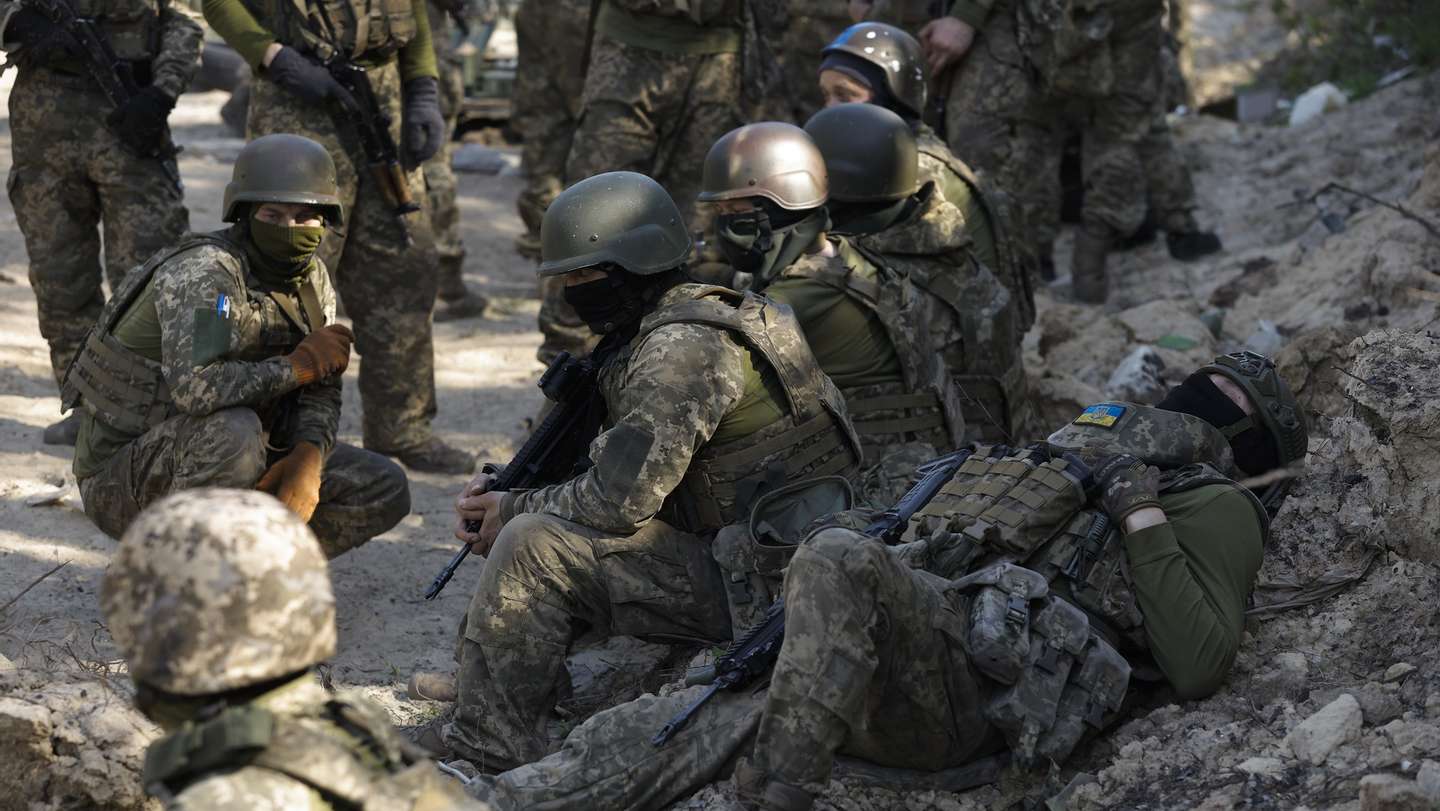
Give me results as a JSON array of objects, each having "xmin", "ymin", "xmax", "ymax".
[{"xmin": 1074, "ymin": 403, "xmax": 1127, "ymax": 428}]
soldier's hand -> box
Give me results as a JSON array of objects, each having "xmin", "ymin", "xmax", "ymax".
[
  {"xmin": 919, "ymin": 17, "xmax": 976, "ymax": 76},
  {"xmin": 256, "ymin": 441, "xmax": 325, "ymax": 522},
  {"xmin": 265, "ymin": 46, "xmax": 359, "ymax": 112},
  {"xmin": 1092, "ymin": 454, "xmax": 1163, "ymax": 525},
  {"xmin": 286, "ymin": 324, "xmax": 355, "ymax": 385},
  {"xmin": 453, "ymin": 489, "xmax": 504, "ymax": 554},
  {"xmin": 401, "ymin": 77, "xmax": 445, "ymax": 168},
  {"xmin": 106, "ymin": 87, "xmax": 175, "ymax": 157}
]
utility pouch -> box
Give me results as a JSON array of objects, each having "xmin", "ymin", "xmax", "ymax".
[
  {"xmin": 964, "ymin": 449, "xmax": 1089, "ymax": 558},
  {"xmin": 982, "ymin": 596, "xmax": 1090, "ymax": 765},
  {"xmin": 1037, "ymin": 634, "xmax": 1130, "ymax": 763},
  {"xmin": 947, "ymin": 562, "xmax": 1050, "ymax": 684}
]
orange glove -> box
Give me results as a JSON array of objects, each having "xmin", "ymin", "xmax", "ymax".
[
  {"xmin": 256, "ymin": 441, "xmax": 324, "ymax": 522},
  {"xmin": 285, "ymin": 324, "xmax": 354, "ymax": 385}
]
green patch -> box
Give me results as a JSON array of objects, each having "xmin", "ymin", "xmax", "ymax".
[{"xmin": 1155, "ymin": 334, "xmax": 1200, "ymax": 351}]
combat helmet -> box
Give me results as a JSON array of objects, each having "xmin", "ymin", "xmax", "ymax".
[
  {"xmin": 822, "ymin": 22, "xmax": 928, "ymax": 120},
  {"xmin": 539, "ymin": 171, "xmax": 692, "ymax": 277},
  {"xmin": 1201, "ymin": 351, "xmax": 1308, "ymax": 466},
  {"xmin": 101, "ymin": 489, "xmax": 337, "ymax": 696},
  {"xmin": 697, "ymin": 122, "xmax": 828, "ymax": 211},
  {"xmin": 223, "ymin": 134, "xmax": 344, "ymax": 225},
  {"xmin": 804, "ymin": 103, "xmax": 919, "ymax": 203}
]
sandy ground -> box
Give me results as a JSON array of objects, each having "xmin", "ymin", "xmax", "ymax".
[{"xmin": 0, "ymin": 77, "xmax": 547, "ymax": 700}]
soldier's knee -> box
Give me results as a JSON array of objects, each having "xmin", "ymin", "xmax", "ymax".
[
  {"xmin": 488, "ymin": 512, "xmax": 568, "ymax": 570},
  {"xmin": 792, "ymin": 529, "xmax": 889, "ymax": 590},
  {"xmin": 185, "ymin": 408, "xmax": 266, "ymax": 487},
  {"xmin": 371, "ymin": 457, "xmax": 411, "ymax": 531}
]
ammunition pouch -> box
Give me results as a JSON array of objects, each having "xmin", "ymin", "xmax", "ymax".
[{"xmin": 949, "ymin": 562, "xmax": 1130, "ymax": 767}]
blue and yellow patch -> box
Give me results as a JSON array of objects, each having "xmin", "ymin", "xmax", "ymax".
[{"xmin": 1074, "ymin": 403, "xmax": 1127, "ymax": 428}]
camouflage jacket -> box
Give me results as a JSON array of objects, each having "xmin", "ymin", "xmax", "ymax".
[{"xmin": 0, "ymin": 0, "xmax": 203, "ymax": 98}]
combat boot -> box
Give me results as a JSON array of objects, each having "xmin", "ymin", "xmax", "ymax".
[
  {"xmin": 384, "ymin": 437, "xmax": 476, "ymax": 475},
  {"xmin": 435, "ymin": 256, "xmax": 488, "ymax": 322},
  {"xmin": 408, "ymin": 670, "xmax": 458, "ymax": 702},
  {"xmin": 733, "ymin": 758, "xmax": 815, "ymax": 811},
  {"xmin": 42, "ymin": 412, "xmax": 79, "ymax": 446},
  {"xmin": 1167, "ymin": 230, "xmax": 1222, "ymax": 261},
  {"xmin": 1071, "ymin": 226, "xmax": 1112, "ymax": 304}
]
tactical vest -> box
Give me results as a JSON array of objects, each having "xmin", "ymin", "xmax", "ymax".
[
  {"xmin": 780, "ymin": 243, "xmax": 965, "ymax": 454},
  {"xmin": 914, "ymin": 131, "xmax": 1035, "ymax": 331},
  {"xmin": 143, "ymin": 695, "xmax": 485, "ymax": 810},
  {"xmin": 629, "ymin": 286, "xmax": 862, "ymax": 535},
  {"xmin": 62, "ymin": 0, "xmax": 161, "ymax": 62},
  {"xmin": 60, "ymin": 230, "xmax": 324, "ymax": 438},
  {"xmin": 260, "ymin": 0, "xmax": 419, "ymax": 63}
]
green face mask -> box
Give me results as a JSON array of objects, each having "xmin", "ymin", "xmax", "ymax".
[{"xmin": 249, "ymin": 216, "xmax": 326, "ymax": 272}]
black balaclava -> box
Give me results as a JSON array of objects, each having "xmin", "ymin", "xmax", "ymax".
[
  {"xmin": 563, "ymin": 265, "xmax": 684, "ymax": 335},
  {"xmin": 716, "ymin": 202, "xmax": 827, "ymax": 288},
  {"xmin": 1157, "ymin": 371, "xmax": 1281, "ymax": 475},
  {"xmin": 818, "ymin": 52, "xmax": 900, "ymax": 115}
]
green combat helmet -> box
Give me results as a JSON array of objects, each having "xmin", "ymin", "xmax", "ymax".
[
  {"xmin": 222, "ymin": 133, "xmax": 345, "ymax": 226},
  {"xmin": 822, "ymin": 22, "xmax": 928, "ymax": 120},
  {"xmin": 100, "ymin": 489, "xmax": 337, "ymax": 696},
  {"xmin": 697, "ymin": 122, "xmax": 829, "ymax": 211},
  {"xmin": 1202, "ymin": 350, "xmax": 1308, "ymax": 510},
  {"xmin": 804, "ymin": 103, "xmax": 918, "ymax": 203},
  {"xmin": 538, "ymin": 171, "xmax": 692, "ymax": 277}
]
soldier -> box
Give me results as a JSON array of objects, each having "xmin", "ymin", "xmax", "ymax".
[
  {"xmin": 699, "ymin": 122, "xmax": 964, "ymax": 486},
  {"xmin": 102, "ymin": 489, "xmax": 491, "ymax": 811},
  {"xmin": 0, "ymin": 0, "xmax": 201, "ymax": 445},
  {"xmin": 772, "ymin": 0, "xmax": 851, "ymax": 122},
  {"xmin": 922, "ymin": 0, "xmax": 1167, "ymax": 301},
  {"xmin": 428, "ymin": 0, "xmax": 488, "ymax": 322},
  {"xmin": 410, "ymin": 172, "xmax": 861, "ymax": 770},
  {"xmin": 512, "ymin": 0, "xmax": 594, "ymax": 363},
  {"xmin": 462, "ymin": 352, "xmax": 1308, "ymax": 811},
  {"xmin": 64, "ymin": 134, "xmax": 409, "ymax": 558},
  {"xmin": 803, "ymin": 102, "xmax": 1029, "ymax": 443},
  {"xmin": 205, "ymin": 0, "xmax": 475, "ymax": 473}
]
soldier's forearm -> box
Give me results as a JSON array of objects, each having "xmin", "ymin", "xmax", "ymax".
[
  {"xmin": 397, "ymin": 0, "xmax": 439, "ymax": 82},
  {"xmin": 947, "ymin": 0, "xmax": 991, "ymax": 29},
  {"xmin": 150, "ymin": 5, "xmax": 205, "ymax": 99},
  {"xmin": 201, "ymin": 0, "xmax": 276, "ymax": 70}
]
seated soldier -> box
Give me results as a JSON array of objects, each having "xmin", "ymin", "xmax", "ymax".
[
  {"xmin": 64, "ymin": 134, "xmax": 408, "ymax": 558},
  {"xmin": 459, "ymin": 352, "xmax": 1307, "ymax": 811},
  {"xmin": 804, "ymin": 102, "xmax": 1027, "ymax": 443},
  {"xmin": 101, "ymin": 489, "xmax": 488, "ymax": 810},
  {"xmin": 699, "ymin": 122, "xmax": 965, "ymax": 500},
  {"xmin": 411, "ymin": 171, "xmax": 862, "ymax": 771}
]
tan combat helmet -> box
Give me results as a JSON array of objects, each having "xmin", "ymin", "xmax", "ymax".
[
  {"xmin": 822, "ymin": 22, "xmax": 928, "ymax": 120},
  {"xmin": 697, "ymin": 122, "xmax": 829, "ymax": 211},
  {"xmin": 223, "ymin": 134, "xmax": 344, "ymax": 225},
  {"xmin": 101, "ymin": 489, "xmax": 337, "ymax": 696}
]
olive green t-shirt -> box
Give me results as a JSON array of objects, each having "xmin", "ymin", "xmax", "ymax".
[
  {"xmin": 765, "ymin": 275, "xmax": 901, "ymax": 391},
  {"xmin": 72, "ymin": 277, "xmax": 165, "ymax": 480},
  {"xmin": 1127, "ymin": 483, "xmax": 1265, "ymax": 699},
  {"xmin": 710, "ymin": 345, "xmax": 789, "ymax": 446}
]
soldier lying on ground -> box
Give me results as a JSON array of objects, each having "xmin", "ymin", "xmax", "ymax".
[
  {"xmin": 407, "ymin": 171, "xmax": 862, "ymax": 772},
  {"xmin": 457, "ymin": 351, "xmax": 1307, "ymax": 811},
  {"xmin": 102, "ymin": 489, "xmax": 489, "ymax": 811},
  {"xmin": 698, "ymin": 121, "xmax": 964, "ymax": 504},
  {"xmin": 64, "ymin": 134, "xmax": 409, "ymax": 558}
]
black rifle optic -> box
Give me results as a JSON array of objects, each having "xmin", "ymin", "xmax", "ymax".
[
  {"xmin": 651, "ymin": 447, "xmax": 976, "ymax": 746},
  {"xmin": 424, "ymin": 352, "xmax": 603, "ymax": 600}
]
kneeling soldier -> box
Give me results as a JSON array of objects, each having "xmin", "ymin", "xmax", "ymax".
[{"xmin": 66, "ymin": 134, "xmax": 409, "ymax": 558}]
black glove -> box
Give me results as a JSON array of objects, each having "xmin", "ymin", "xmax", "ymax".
[
  {"xmin": 1092, "ymin": 454, "xmax": 1163, "ymax": 524},
  {"xmin": 265, "ymin": 46, "xmax": 357, "ymax": 111},
  {"xmin": 4, "ymin": 7, "xmax": 78, "ymax": 61},
  {"xmin": 401, "ymin": 76, "xmax": 445, "ymax": 168},
  {"xmin": 106, "ymin": 86, "xmax": 175, "ymax": 156}
]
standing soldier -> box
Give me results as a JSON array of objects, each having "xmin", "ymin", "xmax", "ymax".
[
  {"xmin": 204, "ymin": 0, "xmax": 475, "ymax": 473},
  {"xmin": 0, "ymin": 0, "xmax": 201, "ymax": 445},
  {"xmin": 512, "ymin": 0, "xmax": 592, "ymax": 362},
  {"xmin": 428, "ymin": 0, "xmax": 488, "ymax": 322},
  {"xmin": 64, "ymin": 135, "xmax": 410, "ymax": 558},
  {"xmin": 103, "ymin": 489, "xmax": 490, "ymax": 810},
  {"xmin": 772, "ymin": 0, "xmax": 850, "ymax": 122}
]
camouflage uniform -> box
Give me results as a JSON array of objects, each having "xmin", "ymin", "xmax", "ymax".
[
  {"xmin": 1, "ymin": 0, "xmax": 199, "ymax": 389},
  {"xmin": 774, "ymin": 0, "xmax": 851, "ymax": 121},
  {"xmin": 425, "ymin": 1, "xmax": 468, "ymax": 303},
  {"xmin": 210, "ymin": 0, "xmax": 447, "ymax": 455},
  {"xmin": 941, "ymin": 0, "xmax": 1163, "ymax": 255},
  {"xmin": 67, "ymin": 230, "xmax": 409, "ymax": 557},
  {"xmin": 443, "ymin": 282, "xmax": 861, "ymax": 770},
  {"xmin": 1137, "ymin": 40, "xmax": 1201, "ymax": 235},
  {"xmin": 517, "ymin": 0, "xmax": 595, "ymax": 362},
  {"xmin": 100, "ymin": 489, "xmax": 486, "ymax": 811}
]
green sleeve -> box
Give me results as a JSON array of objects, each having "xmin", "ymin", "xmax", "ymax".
[
  {"xmin": 398, "ymin": 0, "xmax": 439, "ymax": 82},
  {"xmin": 947, "ymin": 0, "xmax": 992, "ymax": 29},
  {"xmin": 1123, "ymin": 485, "xmax": 1264, "ymax": 700},
  {"xmin": 201, "ymin": 0, "xmax": 275, "ymax": 70}
]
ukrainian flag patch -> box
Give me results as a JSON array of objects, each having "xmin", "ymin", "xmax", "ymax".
[{"xmin": 1074, "ymin": 403, "xmax": 1127, "ymax": 428}]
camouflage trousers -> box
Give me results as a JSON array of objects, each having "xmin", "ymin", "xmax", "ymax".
[
  {"xmin": 77, "ymin": 407, "xmax": 410, "ymax": 558},
  {"xmin": 773, "ymin": 9, "xmax": 851, "ymax": 122},
  {"xmin": 513, "ymin": 0, "xmax": 590, "ymax": 238},
  {"xmin": 425, "ymin": 54, "xmax": 467, "ymax": 299},
  {"xmin": 249, "ymin": 60, "xmax": 442, "ymax": 453},
  {"xmin": 8, "ymin": 68, "xmax": 189, "ymax": 389},
  {"xmin": 1138, "ymin": 45, "xmax": 1201, "ymax": 234},
  {"xmin": 443, "ymin": 512, "xmax": 732, "ymax": 771},
  {"xmin": 942, "ymin": 10, "xmax": 1159, "ymax": 249},
  {"xmin": 476, "ymin": 530, "xmax": 998, "ymax": 810}
]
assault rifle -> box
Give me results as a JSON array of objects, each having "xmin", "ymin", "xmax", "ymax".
[
  {"xmin": 325, "ymin": 62, "xmax": 422, "ymax": 222},
  {"xmin": 651, "ymin": 447, "xmax": 975, "ymax": 746},
  {"xmin": 14, "ymin": 0, "xmax": 180, "ymax": 164},
  {"xmin": 423, "ymin": 351, "xmax": 605, "ymax": 600}
]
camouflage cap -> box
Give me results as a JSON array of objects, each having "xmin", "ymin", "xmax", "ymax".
[
  {"xmin": 101, "ymin": 489, "xmax": 337, "ymax": 696},
  {"xmin": 697, "ymin": 122, "xmax": 829, "ymax": 211}
]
